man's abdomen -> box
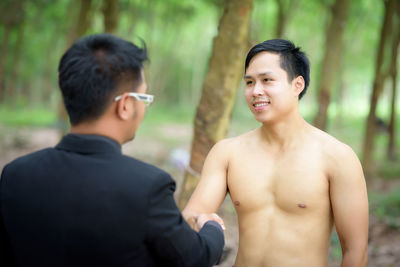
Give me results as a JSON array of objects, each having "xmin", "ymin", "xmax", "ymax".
[{"xmin": 234, "ymin": 207, "xmax": 333, "ymax": 267}]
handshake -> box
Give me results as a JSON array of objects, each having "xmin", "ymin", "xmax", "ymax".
[{"xmin": 184, "ymin": 212, "xmax": 226, "ymax": 232}]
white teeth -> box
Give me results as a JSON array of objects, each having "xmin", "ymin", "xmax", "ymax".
[{"xmin": 254, "ymin": 103, "xmax": 267, "ymax": 107}]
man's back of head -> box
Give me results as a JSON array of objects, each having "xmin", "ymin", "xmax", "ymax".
[{"xmin": 58, "ymin": 34, "xmax": 147, "ymax": 125}]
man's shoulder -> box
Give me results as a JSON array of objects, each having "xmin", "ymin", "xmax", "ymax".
[
  {"xmin": 214, "ymin": 128, "xmax": 258, "ymax": 149},
  {"xmin": 2, "ymin": 148, "xmax": 54, "ymax": 173},
  {"xmin": 118, "ymin": 155, "xmax": 174, "ymax": 185},
  {"xmin": 120, "ymin": 157, "xmax": 177, "ymax": 199},
  {"xmin": 207, "ymin": 129, "xmax": 259, "ymax": 164},
  {"xmin": 308, "ymin": 126, "xmax": 359, "ymax": 169},
  {"xmin": 120, "ymin": 154, "xmax": 166, "ymax": 174},
  {"xmin": 309, "ymin": 126, "xmax": 354, "ymax": 155}
]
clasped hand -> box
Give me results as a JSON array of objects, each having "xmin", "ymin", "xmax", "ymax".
[{"xmin": 186, "ymin": 213, "xmax": 225, "ymax": 232}]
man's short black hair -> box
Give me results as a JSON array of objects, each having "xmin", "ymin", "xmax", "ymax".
[
  {"xmin": 245, "ymin": 39, "xmax": 310, "ymax": 99},
  {"xmin": 58, "ymin": 33, "xmax": 148, "ymax": 125}
]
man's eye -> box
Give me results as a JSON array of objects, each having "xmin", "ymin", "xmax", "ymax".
[
  {"xmin": 264, "ymin": 78, "xmax": 271, "ymax": 82},
  {"xmin": 246, "ymin": 80, "xmax": 253, "ymax": 85}
]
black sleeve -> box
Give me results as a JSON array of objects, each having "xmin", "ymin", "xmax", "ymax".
[
  {"xmin": 145, "ymin": 172, "xmax": 224, "ymax": 267},
  {"xmin": 0, "ymin": 167, "xmax": 18, "ymax": 267}
]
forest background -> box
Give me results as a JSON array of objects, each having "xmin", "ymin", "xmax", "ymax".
[{"xmin": 0, "ymin": 0, "xmax": 399, "ymax": 266}]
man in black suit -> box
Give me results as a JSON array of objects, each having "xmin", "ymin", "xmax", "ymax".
[{"xmin": 0, "ymin": 34, "xmax": 225, "ymax": 267}]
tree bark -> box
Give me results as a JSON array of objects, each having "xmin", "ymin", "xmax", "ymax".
[
  {"xmin": 362, "ymin": 0, "xmax": 396, "ymax": 176},
  {"xmin": 7, "ymin": 21, "xmax": 25, "ymax": 104},
  {"xmin": 334, "ymin": 60, "xmax": 346, "ymax": 128},
  {"xmin": 76, "ymin": 0, "xmax": 94, "ymax": 38},
  {"xmin": 103, "ymin": 0, "xmax": 119, "ymax": 34},
  {"xmin": 0, "ymin": 25, "xmax": 12, "ymax": 103},
  {"xmin": 0, "ymin": 0, "xmax": 21, "ymax": 103},
  {"xmin": 42, "ymin": 58, "xmax": 54, "ymax": 103},
  {"xmin": 178, "ymin": 0, "xmax": 253, "ymax": 209},
  {"xmin": 313, "ymin": 0, "xmax": 351, "ymax": 130},
  {"xmin": 274, "ymin": 0, "xmax": 297, "ymax": 38},
  {"xmin": 275, "ymin": 0, "xmax": 286, "ymax": 38},
  {"xmin": 65, "ymin": 0, "xmax": 93, "ymax": 47},
  {"xmin": 387, "ymin": 1, "xmax": 400, "ymax": 160}
]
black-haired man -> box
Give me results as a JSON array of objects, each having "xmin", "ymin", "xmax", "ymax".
[
  {"xmin": 0, "ymin": 34, "xmax": 224, "ymax": 267},
  {"xmin": 183, "ymin": 39, "xmax": 368, "ymax": 267}
]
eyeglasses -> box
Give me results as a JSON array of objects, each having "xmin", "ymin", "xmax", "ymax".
[{"xmin": 114, "ymin": 92, "xmax": 154, "ymax": 107}]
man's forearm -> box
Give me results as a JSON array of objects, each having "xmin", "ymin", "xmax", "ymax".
[{"xmin": 341, "ymin": 249, "xmax": 367, "ymax": 267}]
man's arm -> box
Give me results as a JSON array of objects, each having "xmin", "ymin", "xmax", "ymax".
[
  {"xmin": 146, "ymin": 172, "xmax": 224, "ymax": 267},
  {"xmin": 0, "ymin": 212, "xmax": 16, "ymax": 267},
  {"xmin": 329, "ymin": 144, "xmax": 369, "ymax": 267},
  {"xmin": 182, "ymin": 140, "xmax": 230, "ymax": 225},
  {"xmin": 0, "ymin": 167, "xmax": 18, "ymax": 267}
]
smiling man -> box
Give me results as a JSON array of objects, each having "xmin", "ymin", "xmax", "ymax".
[{"xmin": 183, "ymin": 39, "xmax": 369, "ymax": 267}]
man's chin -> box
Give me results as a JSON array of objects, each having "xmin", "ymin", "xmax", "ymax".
[
  {"xmin": 254, "ymin": 115, "xmax": 273, "ymax": 124},
  {"xmin": 253, "ymin": 114, "xmax": 267, "ymax": 123}
]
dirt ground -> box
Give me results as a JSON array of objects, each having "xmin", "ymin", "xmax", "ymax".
[{"xmin": 1, "ymin": 124, "xmax": 399, "ymax": 267}]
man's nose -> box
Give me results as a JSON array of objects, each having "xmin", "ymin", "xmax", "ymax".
[{"xmin": 253, "ymin": 82, "xmax": 264, "ymax": 96}]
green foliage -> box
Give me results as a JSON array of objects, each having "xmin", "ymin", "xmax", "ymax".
[
  {"xmin": 0, "ymin": 106, "xmax": 56, "ymax": 126},
  {"xmin": 370, "ymin": 189, "xmax": 400, "ymax": 229},
  {"xmin": 378, "ymin": 161, "xmax": 400, "ymax": 180},
  {"xmin": 143, "ymin": 103, "xmax": 195, "ymax": 125},
  {"xmin": 0, "ymin": 0, "xmax": 391, "ymax": 114},
  {"xmin": 116, "ymin": 0, "xmax": 220, "ymax": 105},
  {"xmin": 329, "ymin": 231, "xmax": 342, "ymax": 260},
  {"xmin": 0, "ymin": 0, "xmax": 397, "ymax": 178}
]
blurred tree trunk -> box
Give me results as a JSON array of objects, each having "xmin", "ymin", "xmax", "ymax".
[
  {"xmin": 58, "ymin": 0, "xmax": 94, "ymax": 134},
  {"xmin": 275, "ymin": 0, "xmax": 286, "ymax": 38},
  {"xmin": 334, "ymin": 61, "xmax": 346, "ymax": 128},
  {"xmin": 362, "ymin": 0, "xmax": 396, "ymax": 176},
  {"xmin": 74, "ymin": 0, "xmax": 94, "ymax": 42},
  {"xmin": 178, "ymin": 0, "xmax": 253, "ymax": 209},
  {"xmin": 387, "ymin": 1, "xmax": 400, "ymax": 161},
  {"xmin": 313, "ymin": 0, "xmax": 350, "ymax": 130},
  {"xmin": 7, "ymin": 21, "xmax": 25, "ymax": 104},
  {"xmin": 0, "ymin": 0, "xmax": 20, "ymax": 103},
  {"xmin": 42, "ymin": 59, "xmax": 54, "ymax": 103},
  {"xmin": 274, "ymin": 0, "xmax": 297, "ymax": 38},
  {"xmin": 0, "ymin": 25, "xmax": 12, "ymax": 103},
  {"xmin": 103, "ymin": 0, "xmax": 119, "ymax": 34}
]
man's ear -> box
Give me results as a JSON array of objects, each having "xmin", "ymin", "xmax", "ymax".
[
  {"xmin": 293, "ymin": 76, "xmax": 305, "ymax": 97},
  {"xmin": 115, "ymin": 93, "xmax": 135, "ymax": 120}
]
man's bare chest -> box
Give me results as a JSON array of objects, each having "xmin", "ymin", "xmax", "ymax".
[{"xmin": 226, "ymin": 148, "xmax": 330, "ymax": 214}]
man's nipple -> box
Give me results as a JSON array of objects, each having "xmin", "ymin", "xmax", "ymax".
[
  {"xmin": 234, "ymin": 200, "xmax": 240, "ymax": 206},
  {"xmin": 297, "ymin": 203, "xmax": 307, "ymax": 208}
]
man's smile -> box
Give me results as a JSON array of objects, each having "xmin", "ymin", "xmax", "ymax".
[{"xmin": 253, "ymin": 99, "xmax": 270, "ymax": 111}]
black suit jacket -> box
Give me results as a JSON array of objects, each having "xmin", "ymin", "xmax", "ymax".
[{"xmin": 0, "ymin": 134, "xmax": 224, "ymax": 267}]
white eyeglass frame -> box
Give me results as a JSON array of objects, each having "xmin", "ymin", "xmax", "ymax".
[{"xmin": 114, "ymin": 92, "xmax": 154, "ymax": 107}]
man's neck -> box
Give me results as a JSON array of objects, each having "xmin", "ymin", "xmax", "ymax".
[
  {"xmin": 70, "ymin": 119, "xmax": 124, "ymax": 144},
  {"xmin": 259, "ymin": 110, "xmax": 308, "ymax": 149}
]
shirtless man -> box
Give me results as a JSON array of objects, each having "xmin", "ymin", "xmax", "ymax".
[{"xmin": 183, "ymin": 39, "xmax": 369, "ymax": 267}]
